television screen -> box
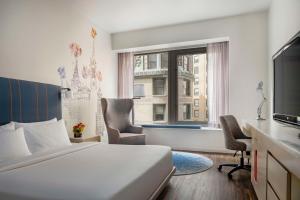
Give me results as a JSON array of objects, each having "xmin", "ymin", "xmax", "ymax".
[{"xmin": 274, "ymin": 36, "xmax": 300, "ymax": 120}]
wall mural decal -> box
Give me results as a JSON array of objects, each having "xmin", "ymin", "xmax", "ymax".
[{"xmin": 58, "ymin": 27, "xmax": 105, "ymax": 136}]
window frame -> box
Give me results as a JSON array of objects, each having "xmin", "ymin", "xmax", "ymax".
[{"xmin": 133, "ymin": 47, "xmax": 207, "ymax": 125}]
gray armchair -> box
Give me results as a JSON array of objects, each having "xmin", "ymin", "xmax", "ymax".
[
  {"xmin": 218, "ymin": 115, "xmax": 251, "ymax": 178},
  {"xmin": 101, "ymin": 98, "xmax": 145, "ymax": 145}
]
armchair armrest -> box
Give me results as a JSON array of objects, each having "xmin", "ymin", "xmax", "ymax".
[
  {"xmin": 126, "ymin": 125, "xmax": 143, "ymax": 134},
  {"xmin": 106, "ymin": 127, "xmax": 121, "ymax": 144}
]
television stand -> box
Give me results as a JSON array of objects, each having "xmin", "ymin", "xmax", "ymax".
[{"xmin": 245, "ymin": 119, "xmax": 300, "ymax": 200}]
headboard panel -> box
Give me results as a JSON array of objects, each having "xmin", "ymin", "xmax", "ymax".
[{"xmin": 0, "ymin": 77, "xmax": 62, "ymax": 125}]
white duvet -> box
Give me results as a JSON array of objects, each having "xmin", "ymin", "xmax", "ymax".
[{"xmin": 0, "ymin": 143, "xmax": 173, "ymax": 200}]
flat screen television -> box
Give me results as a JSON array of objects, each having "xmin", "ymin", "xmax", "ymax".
[{"xmin": 273, "ymin": 31, "xmax": 300, "ymax": 126}]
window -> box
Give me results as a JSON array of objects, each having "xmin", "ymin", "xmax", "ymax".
[
  {"xmin": 194, "ymin": 66, "xmax": 199, "ymax": 74},
  {"xmin": 194, "ymin": 99, "xmax": 199, "ymax": 107},
  {"xmin": 161, "ymin": 53, "xmax": 168, "ymax": 69},
  {"xmin": 134, "ymin": 55, "xmax": 144, "ymax": 72},
  {"xmin": 194, "ymin": 78, "xmax": 199, "ymax": 85},
  {"xmin": 153, "ymin": 78, "xmax": 166, "ymax": 95},
  {"xmin": 182, "ymin": 79, "xmax": 191, "ymax": 96},
  {"xmin": 183, "ymin": 104, "xmax": 191, "ymax": 120},
  {"xmin": 194, "ymin": 55, "xmax": 199, "ymax": 64},
  {"xmin": 133, "ymin": 48, "xmax": 208, "ymax": 125},
  {"xmin": 183, "ymin": 55, "xmax": 193, "ymax": 72},
  {"xmin": 194, "ymin": 110, "xmax": 199, "ymax": 118},
  {"xmin": 148, "ymin": 54, "xmax": 157, "ymax": 69},
  {"xmin": 153, "ymin": 104, "xmax": 166, "ymax": 121},
  {"xmin": 194, "ymin": 88, "xmax": 199, "ymax": 96},
  {"xmin": 134, "ymin": 84, "xmax": 145, "ymax": 97}
]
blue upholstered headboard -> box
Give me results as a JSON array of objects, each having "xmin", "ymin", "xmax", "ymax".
[{"xmin": 0, "ymin": 77, "xmax": 62, "ymax": 125}]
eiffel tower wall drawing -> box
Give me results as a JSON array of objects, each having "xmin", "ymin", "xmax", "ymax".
[{"xmin": 58, "ymin": 28, "xmax": 105, "ymax": 137}]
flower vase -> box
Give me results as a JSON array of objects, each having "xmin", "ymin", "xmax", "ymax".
[{"xmin": 74, "ymin": 130, "xmax": 82, "ymax": 138}]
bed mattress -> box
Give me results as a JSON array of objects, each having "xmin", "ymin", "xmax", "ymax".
[{"xmin": 0, "ymin": 143, "xmax": 173, "ymax": 200}]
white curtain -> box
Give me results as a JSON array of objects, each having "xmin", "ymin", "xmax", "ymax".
[
  {"xmin": 207, "ymin": 42, "xmax": 229, "ymax": 125},
  {"xmin": 118, "ymin": 52, "xmax": 133, "ymax": 98}
]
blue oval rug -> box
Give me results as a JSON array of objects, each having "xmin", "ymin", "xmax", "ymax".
[{"xmin": 172, "ymin": 151, "xmax": 213, "ymax": 176}]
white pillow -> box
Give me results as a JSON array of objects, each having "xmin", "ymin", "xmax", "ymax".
[
  {"xmin": 0, "ymin": 128, "xmax": 31, "ymax": 162},
  {"xmin": 0, "ymin": 122, "xmax": 15, "ymax": 131},
  {"xmin": 14, "ymin": 118, "xmax": 57, "ymax": 129},
  {"xmin": 23, "ymin": 120, "xmax": 71, "ymax": 153}
]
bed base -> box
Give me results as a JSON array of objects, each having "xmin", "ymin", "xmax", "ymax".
[{"xmin": 148, "ymin": 166, "xmax": 176, "ymax": 200}]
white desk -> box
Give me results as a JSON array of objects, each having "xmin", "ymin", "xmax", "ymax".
[{"xmin": 245, "ymin": 120, "xmax": 300, "ymax": 200}]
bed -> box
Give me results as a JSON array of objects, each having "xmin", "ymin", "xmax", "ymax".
[{"xmin": 0, "ymin": 77, "xmax": 175, "ymax": 200}]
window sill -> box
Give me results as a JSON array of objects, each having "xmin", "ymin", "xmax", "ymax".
[
  {"xmin": 140, "ymin": 123, "xmax": 221, "ymax": 130},
  {"xmin": 141, "ymin": 124, "xmax": 201, "ymax": 129}
]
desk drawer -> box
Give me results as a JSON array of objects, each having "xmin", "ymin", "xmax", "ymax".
[{"xmin": 267, "ymin": 153, "xmax": 290, "ymax": 200}]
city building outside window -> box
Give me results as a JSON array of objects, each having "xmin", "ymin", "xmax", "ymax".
[{"xmin": 133, "ymin": 48, "xmax": 208, "ymax": 125}]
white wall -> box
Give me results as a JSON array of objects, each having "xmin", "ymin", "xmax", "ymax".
[
  {"xmin": 0, "ymin": 0, "xmax": 117, "ymax": 98},
  {"xmin": 268, "ymin": 0, "xmax": 300, "ymax": 117},
  {"xmin": 0, "ymin": 0, "xmax": 117, "ymax": 140},
  {"xmin": 145, "ymin": 128, "xmax": 233, "ymax": 153},
  {"xmin": 112, "ymin": 12, "xmax": 268, "ymax": 151},
  {"xmin": 112, "ymin": 11, "xmax": 269, "ymax": 122}
]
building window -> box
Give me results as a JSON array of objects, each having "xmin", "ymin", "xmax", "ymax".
[
  {"xmin": 161, "ymin": 53, "xmax": 168, "ymax": 69},
  {"xmin": 153, "ymin": 78, "xmax": 166, "ymax": 95},
  {"xmin": 183, "ymin": 55, "xmax": 193, "ymax": 72},
  {"xmin": 194, "ymin": 110, "xmax": 199, "ymax": 118},
  {"xmin": 183, "ymin": 104, "xmax": 191, "ymax": 120},
  {"xmin": 194, "ymin": 88, "xmax": 199, "ymax": 96},
  {"xmin": 148, "ymin": 54, "xmax": 157, "ymax": 70},
  {"xmin": 194, "ymin": 78, "xmax": 199, "ymax": 85},
  {"xmin": 194, "ymin": 99, "xmax": 199, "ymax": 107},
  {"xmin": 134, "ymin": 55, "xmax": 144, "ymax": 72},
  {"xmin": 194, "ymin": 66, "xmax": 199, "ymax": 74},
  {"xmin": 153, "ymin": 104, "xmax": 166, "ymax": 121},
  {"xmin": 183, "ymin": 79, "xmax": 191, "ymax": 96},
  {"xmin": 133, "ymin": 84, "xmax": 145, "ymax": 97},
  {"xmin": 194, "ymin": 55, "xmax": 199, "ymax": 64}
]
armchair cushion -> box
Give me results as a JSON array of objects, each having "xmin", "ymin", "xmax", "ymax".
[
  {"xmin": 119, "ymin": 133, "xmax": 146, "ymax": 145},
  {"xmin": 124, "ymin": 125, "xmax": 143, "ymax": 134}
]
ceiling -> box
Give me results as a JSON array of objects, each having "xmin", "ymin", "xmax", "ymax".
[{"xmin": 72, "ymin": 0, "xmax": 271, "ymax": 33}]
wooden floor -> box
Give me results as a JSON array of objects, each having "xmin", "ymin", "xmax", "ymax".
[{"xmin": 158, "ymin": 153, "xmax": 257, "ymax": 200}]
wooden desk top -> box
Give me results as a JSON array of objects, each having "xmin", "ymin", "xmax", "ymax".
[
  {"xmin": 245, "ymin": 119, "xmax": 300, "ymax": 156},
  {"xmin": 245, "ymin": 119, "xmax": 300, "ymax": 178}
]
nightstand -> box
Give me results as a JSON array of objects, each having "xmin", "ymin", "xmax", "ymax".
[{"xmin": 70, "ymin": 135, "xmax": 101, "ymax": 143}]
